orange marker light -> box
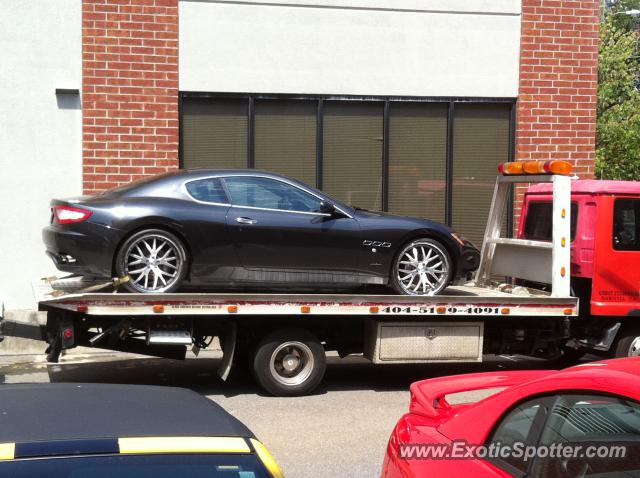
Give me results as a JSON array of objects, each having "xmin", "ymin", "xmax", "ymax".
[
  {"xmin": 561, "ymin": 208, "xmax": 566, "ymax": 218},
  {"xmin": 563, "ymin": 308, "xmax": 574, "ymax": 316},
  {"xmin": 560, "ymin": 267, "xmax": 566, "ymax": 277},
  {"xmin": 301, "ymin": 305, "xmax": 311, "ymax": 314},
  {"xmin": 561, "ymin": 237, "xmax": 566, "ymax": 247},
  {"xmin": 153, "ymin": 304, "xmax": 164, "ymax": 313},
  {"xmin": 498, "ymin": 160, "xmax": 573, "ymax": 176},
  {"xmin": 500, "ymin": 308, "xmax": 511, "ymax": 315},
  {"xmin": 369, "ymin": 306, "xmax": 379, "ymax": 314},
  {"xmin": 227, "ymin": 305, "xmax": 238, "ymax": 313},
  {"xmin": 543, "ymin": 160, "xmax": 572, "ymax": 175},
  {"xmin": 523, "ymin": 160, "xmax": 546, "ymax": 174},
  {"xmin": 498, "ymin": 162, "xmax": 524, "ymax": 175},
  {"xmin": 436, "ymin": 306, "xmax": 447, "ymax": 314}
]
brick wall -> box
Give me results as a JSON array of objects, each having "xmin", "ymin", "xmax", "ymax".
[
  {"xmin": 515, "ymin": 0, "xmax": 600, "ymax": 221},
  {"xmin": 82, "ymin": 0, "xmax": 179, "ymax": 195}
]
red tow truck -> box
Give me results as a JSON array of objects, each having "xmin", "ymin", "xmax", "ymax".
[{"xmin": 519, "ymin": 179, "xmax": 640, "ymax": 358}]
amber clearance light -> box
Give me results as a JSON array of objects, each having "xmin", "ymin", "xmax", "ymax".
[{"xmin": 498, "ymin": 160, "xmax": 572, "ymax": 176}]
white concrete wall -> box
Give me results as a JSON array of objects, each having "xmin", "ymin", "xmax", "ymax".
[
  {"xmin": 180, "ymin": 0, "xmax": 521, "ymax": 97},
  {"xmin": 0, "ymin": 0, "xmax": 82, "ymax": 310}
]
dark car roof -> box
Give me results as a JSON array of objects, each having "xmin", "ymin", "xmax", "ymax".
[{"xmin": 0, "ymin": 383, "xmax": 254, "ymax": 442}]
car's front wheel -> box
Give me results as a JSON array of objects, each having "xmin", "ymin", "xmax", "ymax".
[
  {"xmin": 115, "ymin": 228, "xmax": 187, "ymax": 293},
  {"xmin": 391, "ymin": 238, "xmax": 451, "ymax": 295}
]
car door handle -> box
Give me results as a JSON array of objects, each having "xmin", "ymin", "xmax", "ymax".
[{"xmin": 236, "ymin": 217, "xmax": 257, "ymax": 225}]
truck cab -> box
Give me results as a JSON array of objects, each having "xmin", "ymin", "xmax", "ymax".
[{"xmin": 520, "ymin": 180, "xmax": 640, "ymax": 357}]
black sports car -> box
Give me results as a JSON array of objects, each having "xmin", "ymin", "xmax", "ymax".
[{"xmin": 43, "ymin": 170, "xmax": 479, "ymax": 295}]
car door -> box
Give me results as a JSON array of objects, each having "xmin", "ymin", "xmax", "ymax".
[
  {"xmin": 592, "ymin": 196, "xmax": 640, "ymax": 316},
  {"xmin": 222, "ymin": 175, "xmax": 360, "ymax": 279},
  {"xmin": 181, "ymin": 177, "xmax": 235, "ymax": 280}
]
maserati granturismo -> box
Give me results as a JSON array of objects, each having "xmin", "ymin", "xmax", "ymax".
[{"xmin": 43, "ymin": 170, "xmax": 480, "ymax": 295}]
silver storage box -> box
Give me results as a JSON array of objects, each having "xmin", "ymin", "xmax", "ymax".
[{"xmin": 365, "ymin": 321, "xmax": 483, "ymax": 363}]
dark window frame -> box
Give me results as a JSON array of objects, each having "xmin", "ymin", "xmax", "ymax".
[
  {"xmin": 178, "ymin": 92, "xmax": 516, "ymax": 228},
  {"xmin": 613, "ymin": 198, "xmax": 640, "ymax": 251}
]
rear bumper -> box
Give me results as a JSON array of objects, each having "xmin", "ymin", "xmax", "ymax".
[{"xmin": 42, "ymin": 222, "xmax": 123, "ymax": 278}]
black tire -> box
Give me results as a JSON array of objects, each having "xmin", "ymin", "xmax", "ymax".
[
  {"xmin": 390, "ymin": 238, "xmax": 452, "ymax": 296},
  {"xmin": 613, "ymin": 326, "xmax": 640, "ymax": 358},
  {"xmin": 115, "ymin": 228, "xmax": 188, "ymax": 293},
  {"xmin": 252, "ymin": 329, "xmax": 326, "ymax": 397}
]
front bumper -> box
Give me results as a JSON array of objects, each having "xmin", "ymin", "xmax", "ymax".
[
  {"xmin": 42, "ymin": 221, "xmax": 123, "ymax": 278},
  {"xmin": 459, "ymin": 244, "xmax": 480, "ymax": 272}
]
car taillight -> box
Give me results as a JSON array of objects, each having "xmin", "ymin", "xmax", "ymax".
[{"xmin": 53, "ymin": 205, "xmax": 92, "ymax": 224}]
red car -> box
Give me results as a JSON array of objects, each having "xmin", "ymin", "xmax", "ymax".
[{"xmin": 382, "ymin": 358, "xmax": 640, "ymax": 477}]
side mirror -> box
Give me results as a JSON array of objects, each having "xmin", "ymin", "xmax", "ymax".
[{"xmin": 319, "ymin": 201, "xmax": 337, "ymax": 215}]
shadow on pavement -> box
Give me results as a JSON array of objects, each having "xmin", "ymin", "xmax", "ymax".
[{"xmin": 37, "ymin": 353, "xmax": 586, "ymax": 397}]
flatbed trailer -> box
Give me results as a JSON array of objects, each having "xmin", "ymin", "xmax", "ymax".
[{"xmin": 3, "ymin": 170, "xmax": 579, "ymax": 396}]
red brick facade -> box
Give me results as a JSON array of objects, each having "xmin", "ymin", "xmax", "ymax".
[
  {"xmin": 80, "ymin": 0, "xmax": 599, "ymax": 205},
  {"xmin": 515, "ymin": 0, "xmax": 600, "ymax": 214},
  {"xmin": 82, "ymin": 0, "xmax": 179, "ymax": 195}
]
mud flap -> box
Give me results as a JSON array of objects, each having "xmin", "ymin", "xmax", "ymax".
[{"xmin": 217, "ymin": 322, "xmax": 237, "ymax": 382}]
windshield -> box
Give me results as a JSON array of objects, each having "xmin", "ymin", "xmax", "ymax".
[{"xmin": 0, "ymin": 454, "xmax": 270, "ymax": 478}]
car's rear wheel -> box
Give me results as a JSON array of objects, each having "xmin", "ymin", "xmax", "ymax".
[
  {"xmin": 116, "ymin": 229, "xmax": 187, "ymax": 293},
  {"xmin": 391, "ymin": 238, "xmax": 451, "ymax": 296},
  {"xmin": 252, "ymin": 329, "xmax": 326, "ymax": 396}
]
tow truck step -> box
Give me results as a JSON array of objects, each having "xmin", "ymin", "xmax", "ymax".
[{"xmin": 148, "ymin": 330, "xmax": 193, "ymax": 345}]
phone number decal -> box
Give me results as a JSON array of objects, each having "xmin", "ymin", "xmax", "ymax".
[{"xmin": 380, "ymin": 306, "xmax": 501, "ymax": 315}]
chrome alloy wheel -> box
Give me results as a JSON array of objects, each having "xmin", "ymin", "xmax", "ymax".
[
  {"xmin": 628, "ymin": 336, "xmax": 640, "ymax": 357},
  {"xmin": 269, "ymin": 341, "xmax": 315, "ymax": 387},
  {"xmin": 395, "ymin": 240, "xmax": 449, "ymax": 295},
  {"xmin": 124, "ymin": 233, "xmax": 183, "ymax": 293}
]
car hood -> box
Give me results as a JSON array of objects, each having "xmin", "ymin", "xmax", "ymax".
[{"xmin": 353, "ymin": 208, "xmax": 454, "ymax": 233}]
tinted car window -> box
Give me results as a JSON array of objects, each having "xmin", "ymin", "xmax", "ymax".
[
  {"xmin": 488, "ymin": 397, "xmax": 548, "ymax": 473},
  {"xmin": 524, "ymin": 202, "xmax": 578, "ymax": 241},
  {"xmin": 224, "ymin": 176, "xmax": 322, "ymax": 213},
  {"xmin": 186, "ymin": 178, "xmax": 228, "ymax": 204},
  {"xmin": 0, "ymin": 453, "xmax": 269, "ymax": 478},
  {"xmin": 531, "ymin": 394, "xmax": 640, "ymax": 478},
  {"xmin": 614, "ymin": 199, "xmax": 640, "ymax": 251}
]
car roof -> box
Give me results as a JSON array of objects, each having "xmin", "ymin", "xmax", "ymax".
[
  {"xmin": 527, "ymin": 179, "xmax": 640, "ymax": 196},
  {"xmin": 0, "ymin": 383, "xmax": 254, "ymax": 443},
  {"xmin": 179, "ymin": 168, "xmax": 298, "ymax": 181}
]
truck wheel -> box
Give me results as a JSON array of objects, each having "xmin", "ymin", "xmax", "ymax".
[
  {"xmin": 613, "ymin": 327, "xmax": 640, "ymax": 358},
  {"xmin": 252, "ymin": 329, "xmax": 326, "ymax": 397}
]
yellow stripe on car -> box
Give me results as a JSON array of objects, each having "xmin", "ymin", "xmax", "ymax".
[
  {"xmin": 0, "ymin": 443, "xmax": 15, "ymax": 460},
  {"xmin": 118, "ymin": 436, "xmax": 250, "ymax": 454},
  {"xmin": 251, "ymin": 439, "xmax": 284, "ymax": 478}
]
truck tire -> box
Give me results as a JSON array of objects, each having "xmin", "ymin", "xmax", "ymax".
[
  {"xmin": 252, "ymin": 329, "xmax": 326, "ymax": 397},
  {"xmin": 613, "ymin": 327, "xmax": 640, "ymax": 358}
]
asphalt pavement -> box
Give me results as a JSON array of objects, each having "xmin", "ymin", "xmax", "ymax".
[{"xmin": 0, "ymin": 351, "xmax": 571, "ymax": 478}]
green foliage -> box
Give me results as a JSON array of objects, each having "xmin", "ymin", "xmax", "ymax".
[{"xmin": 596, "ymin": 12, "xmax": 640, "ymax": 179}]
